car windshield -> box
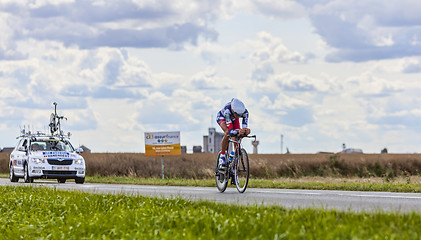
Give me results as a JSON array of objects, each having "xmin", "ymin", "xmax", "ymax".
[{"xmin": 30, "ymin": 139, "xmax": 74, "ymax": 152}]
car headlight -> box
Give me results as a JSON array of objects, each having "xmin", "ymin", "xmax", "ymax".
[
  {"xmin": 74, "ymin": 159, "xmax": 83, "ymax": 165},
  {"xmin": 32, "ymin": 158, "xmax": 45, "ymax": 164}
]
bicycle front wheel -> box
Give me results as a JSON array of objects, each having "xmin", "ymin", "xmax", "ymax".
[
  {"xmin": 234, "ymin": 148, "xmax": 249, "ymax": 193},
  {"xmin": 49, "ymin": 113, "xmax": 57, "ymax": 134},
  {"xmin": 215, "ymin": 151, "xmax": 228, "ymax": 193}
]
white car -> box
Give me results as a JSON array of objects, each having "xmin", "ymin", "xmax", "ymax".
[{"xmin": 9, "ymin": 133, "xmax": 86, "ymax": 184}]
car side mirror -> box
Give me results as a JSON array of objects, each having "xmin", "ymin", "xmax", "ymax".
[
  {"xmin": 18, "ymin": 146, "xmax": 26, "ymax": 152},
  {"xmin": 76, "ymin": 148, "xmax": 84, "ymax": 154}
]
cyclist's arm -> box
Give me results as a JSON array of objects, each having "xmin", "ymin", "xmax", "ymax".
[
  {"xmin": 239, "ymin": 110, "xmax": 250, "ymax": 136},
  {"xmin": 224, "ymin": 109, "xmax": 234, "ymax": 132},
  {"xmin": 242, "ymin": 110, "xmax": 249, "ymax": 128}
]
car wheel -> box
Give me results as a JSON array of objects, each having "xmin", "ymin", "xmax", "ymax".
[
  {"xmin": 9, "ymin": 164, "xmax": 19, "ymax": 182},
  {"xmin": 23, "ymin": 163, "xmax": 33, "ymax": 183},
  {"xmin": 57, "ymin": 179, "xmax": 66, "ymax": 183},
  {"xmin": 75, "ymin": 177, "xmax": 85, "ymax": 184}
]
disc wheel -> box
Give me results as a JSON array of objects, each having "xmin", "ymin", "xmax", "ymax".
[
  {"xmin": 234, "ymin": 148, "xmax": 249, "ymax": 193},
  {"xmin": 215, "ymin": 151, "xmax": 228, "ymax": 193},
  {"xmin": 49, "ymin": 113, "xmax": 57, "ymax": 135}
]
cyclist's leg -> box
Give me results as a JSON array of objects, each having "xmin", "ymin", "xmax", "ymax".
[
  {"xmin": 231, "ymin": 118, "xmax": 241, "ymax": 142},
  {"xmin": 217, "ymin": 116, "xmax": 229, "ymax": 152},
  {"xmin": 218, "ymin": 119, "xmax": 229, "ymax": 167}
]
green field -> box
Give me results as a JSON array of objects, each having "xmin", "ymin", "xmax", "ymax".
[
  {"xmin": 3, "ymin": 173, "xmax": 421, "ymax": 193},
  {"xmin": 1, "ymin": 185, "xmax": 421, "ymax": 239},
  {"xmin": 83, "ymin": 175, "xmax": 421, "ymax": 193},
  {"xmin": 4, "ymin": 171, "xmax": 421, "ymax": 193}
]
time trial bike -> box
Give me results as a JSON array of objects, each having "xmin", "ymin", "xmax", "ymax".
[
  {"xmin": 215, "ymin": 134, "xmax": 256, "ymax": 193},
  {"xmin": 49, "ymin": 102, "xmax": 67, "ymax": 136}
]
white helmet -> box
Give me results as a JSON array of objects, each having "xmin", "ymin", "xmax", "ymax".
[{"xmin": 231, "ymin": 98, "xmax": 246, "ymax": 116}]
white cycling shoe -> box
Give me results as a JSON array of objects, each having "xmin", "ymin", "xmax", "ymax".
[{"xmin": 218, "ymin": 155, "xmax": 227, "ymax": 170}]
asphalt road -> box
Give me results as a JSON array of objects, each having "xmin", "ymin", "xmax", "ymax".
[{"xmin": 2, "ymin": 178, "xmax": 421, "ymax": 213}]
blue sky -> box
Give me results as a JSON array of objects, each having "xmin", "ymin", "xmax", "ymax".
[{"xmin": 1, "ymin": 0, "xmax": 421, "ymax": 153}]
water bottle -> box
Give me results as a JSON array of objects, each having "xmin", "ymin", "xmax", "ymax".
[{"xmin": 228, "ymin": 151, "xmax": 235, "ymax": 162}]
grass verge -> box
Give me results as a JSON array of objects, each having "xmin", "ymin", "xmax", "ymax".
[
  {"xmin": 1, "ymin": 185, "xmax": 421, "ymax": 239},
  {"xmin": 3, "ymin": 173, "xmax": 421, "ymax": 193},
  {"xmin": 85, "ymin": 175, "xmax": 421, "ymax": 193}
]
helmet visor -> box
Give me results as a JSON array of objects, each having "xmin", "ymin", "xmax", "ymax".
[{"xmin": 233, "ymin": 112, "xmax": 242, "ymax": 118}]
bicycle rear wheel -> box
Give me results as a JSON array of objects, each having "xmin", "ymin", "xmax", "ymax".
[
  {"xmin": 215, "ymin": 151, "xmax": 228, "ymax": 193},
  {"xmin": 234, "ymin": 148, "xmax": 249, "ymax": 193}
]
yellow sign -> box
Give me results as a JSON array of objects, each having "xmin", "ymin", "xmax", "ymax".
[{"xmin": 144, "ymin": 131, "xmax": 181, "ymax": 156}]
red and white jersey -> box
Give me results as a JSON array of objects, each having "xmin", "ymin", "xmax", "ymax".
[{"xmin": 216, "ymin": 101, "xmax": 249, "ymax": 130}]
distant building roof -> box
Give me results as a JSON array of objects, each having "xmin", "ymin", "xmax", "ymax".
[
  {"xmin": 342, "ymin": 148, "xmax": 363, "ymax": 154},
  {"xmin": 1, "ymin": 147, "xmax": 14, "ymax": 153},
  {"xmin": 80, "ymin": 145, "xmax": 91, "ymax": 153}
]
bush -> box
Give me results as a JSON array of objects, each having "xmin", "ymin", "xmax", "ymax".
[{"xmin": 2, "ymin": 152, "xmax": 421, "ymax": 179}]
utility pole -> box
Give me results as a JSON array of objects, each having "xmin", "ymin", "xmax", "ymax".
[{"xmin": 281, "ymin": 134, "xmax": 284, "ymax": 154}]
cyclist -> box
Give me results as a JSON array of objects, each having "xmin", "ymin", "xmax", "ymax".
[{"xmin": 216, "ymin": 98, "xmax": 250, "ymax": 170}]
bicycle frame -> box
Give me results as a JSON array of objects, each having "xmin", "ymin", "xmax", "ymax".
[
  {"xmin": 215, "ymin": 134, "xmax": 256, "ymax": 193},
  {"xmin": 49, "ymin": 102, "xmax": 67, "ymax": 136}
]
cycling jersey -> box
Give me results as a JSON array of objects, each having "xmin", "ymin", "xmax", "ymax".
[{"xmin": 216, "ymin": 101, "xmax": 249, "ymax": 131}]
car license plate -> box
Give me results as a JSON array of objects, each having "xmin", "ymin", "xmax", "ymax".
[{"xmin": 53, "ymin": 166, "xmax": 69, "ymax": 170}]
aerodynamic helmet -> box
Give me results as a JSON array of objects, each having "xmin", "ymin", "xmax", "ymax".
[{"xmin": 231, "ymin": 98, "xmax": 246, "ymax": 117}]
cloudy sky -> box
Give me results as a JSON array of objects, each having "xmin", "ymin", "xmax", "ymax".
[{"xmin": 1, "ymin": 0, "xmax": 421, "ymax": 153}]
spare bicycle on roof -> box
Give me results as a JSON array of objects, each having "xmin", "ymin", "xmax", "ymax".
[{"xmin": 49, "ymin": 102, "xmax": 68, "ymax": 137}]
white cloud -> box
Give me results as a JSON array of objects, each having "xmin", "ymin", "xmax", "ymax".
[
  {"xmin": 402, "ymin": 58, "xmax": 421, "ymax": 73},
  {"xmin": 250, "ymin": 32, "xmax": 310, "ymax": 64},
  {"xmin": 250, "ymin": 0, "xmax": 306, "ymax": 20},
  {"xmin": 247, "ymin": 32, "xmax": 313, "ymax": 83},
  {"xmin": 2, "ymin": 0, "xmax": 421, "ymax": 153},
  {"xmin": 344, "ymin": 72, "xmax": 402, "ymax": 97},
  {"xmin": 306, "ymin": 0, "xmax": 421, "ymax": 62},
  {"xmin": 116, "ymin": 55, "xmax": 152, "ymax": 87},
  {"xmin": 253, "ymin": 72, "xmax": 335, "ymax": 95},
  {"xmin": 0, "ymin": 41, "xmax": 152, "ymax": 103},
  {"xmin": 190, "ymin": 67, "xmax": 230, "ymax": 90},
  {"xmin": 0, "ymin": 12, "xmax": 26, "ymax": 60},
  {"xmin": 0, "ymin": 0, "xmax": 221, "ymax": 54}
]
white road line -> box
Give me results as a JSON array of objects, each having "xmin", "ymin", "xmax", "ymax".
[
  {"xmin": 252, "ymin": 189, "xmax": 421, "ymax": 199},
  {"xmin": 338, "ymin": 193, "xmax": 421, "ymax": 199}
]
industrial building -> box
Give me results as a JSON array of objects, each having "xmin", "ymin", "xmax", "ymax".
[{"xmin": 203, "ymin": 127, "xmax": 224, "ymax": 153}]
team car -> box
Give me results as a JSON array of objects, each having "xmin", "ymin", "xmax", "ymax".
[{"xmin": 9, "ymin": 102, "xmax": 86, "ymax": 184}]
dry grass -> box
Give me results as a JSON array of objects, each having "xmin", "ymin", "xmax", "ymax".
[
  {"xmin": 0, "ymin": 153, "xmax": 9, "ymax": 173},
  {"xmin": 82, "ymin": 153, "xmax": 218, "ymax": 179},
  {"xmin": 2, "ymin": 152, "xmax": 421, "ymax": 179},
  {"xmin": 260, "ymin": 176, "xmax": 421, "ymax": 185},
  {"xmin": 249, "ymin": 153, "xmax": 421, "ymax": 178}
]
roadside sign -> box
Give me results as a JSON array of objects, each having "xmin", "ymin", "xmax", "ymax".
[{"xmin": 144, "ymin": 131, "xmax": 181, "ymax": 156}]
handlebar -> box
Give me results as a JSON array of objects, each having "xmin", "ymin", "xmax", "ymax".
[{"xmin": 228, "ymin": 134, "xmax": 256, "ymax": 142}]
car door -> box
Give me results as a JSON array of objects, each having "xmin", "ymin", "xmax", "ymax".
[
  {"xmin": 13, "ymin": 138, "xmax": 27, "ymax": 175},
  {"xmin": 10, "ymin": 139, "xmax": 20, "ymax": 168}
]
